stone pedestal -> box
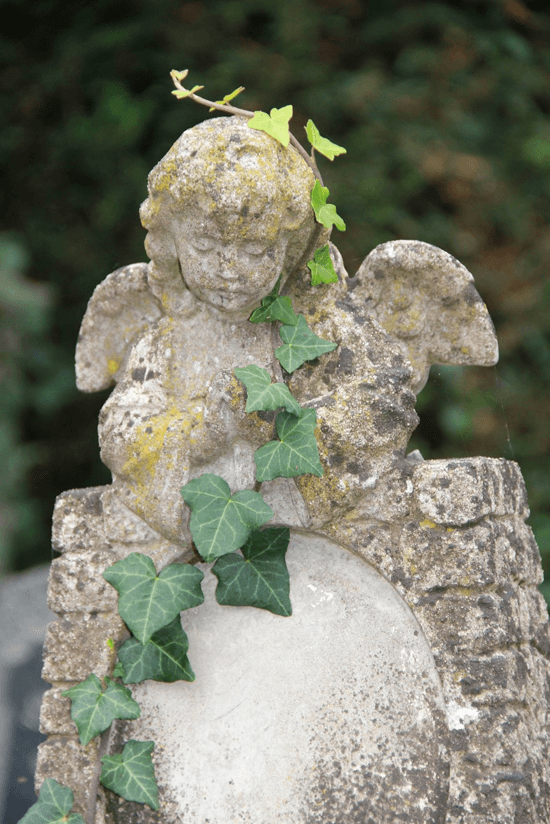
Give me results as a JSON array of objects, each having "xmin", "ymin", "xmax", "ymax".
[{"xmin": 37, "ymin": 458, "xmax": 550, "ymax": 823}]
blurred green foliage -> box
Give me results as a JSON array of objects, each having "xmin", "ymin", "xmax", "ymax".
[{"xmin": 1, "ymin": 0, "xmax": 549, "ymax": 599}]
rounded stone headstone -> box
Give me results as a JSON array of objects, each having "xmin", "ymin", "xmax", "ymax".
[{"xmin": 115, "ymin": 533, "xmax": 449, "ymax": 823}]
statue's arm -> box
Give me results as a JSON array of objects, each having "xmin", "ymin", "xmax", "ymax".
[{"xmin": 75, "ymin": 263, "xmax": 163, "ymax": 392}]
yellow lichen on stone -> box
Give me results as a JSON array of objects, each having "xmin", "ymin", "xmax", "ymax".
[
  {"xmin": 107, "ymin": 358, "xmax": 120, "ymax": 375},
  {"xmin": 419, "ymin": 519, "xmax": 437, "ymax": 529}
]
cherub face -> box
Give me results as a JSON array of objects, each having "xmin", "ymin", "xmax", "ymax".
[{"xmin": 173, "ymin": 213, "xmax": 288, "ymax": 319}]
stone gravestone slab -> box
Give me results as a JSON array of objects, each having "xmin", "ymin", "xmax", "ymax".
[
  {"xmin": 117, "ymin": 532, "xmax": 448, "ymax": 824},
  {"xmin": 34, "ymin": 110, "xmax": 550, "ymax": 824}
]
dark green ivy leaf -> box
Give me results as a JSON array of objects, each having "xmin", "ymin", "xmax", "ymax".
[
  {"xmin": 307, "ymin": 244, "xmax": 339, "ymax": 285},
  {"xmin": 249, "ymin": 294, "xmax": 298, "ymax": 325},
  {"xmin": 234, "ymin": 364, "xmax": 302, "ymax": 416},
  {"xmin": 255, "ymin": 408, "xmax": 323, "ymax": 481},
  {"xmin": 213, "ymin": 527, "xmax": 291, "ymax": 616},
  {"xmin": 275, "ymin": 314, "xmax": 337, "ymax": 373},
  {"xmin": 117, "ymin": 615, "xmax": 195, "ymax": 684},
  {"xmin": 18, "ymin": 778, "xmax": 85, "ymax": 824},
  {"xmin": 63, "ymin": 674, "xmax": 140, "ymax": 746},
  {"xmin": 103, "ymin": 553, "xmax": 205, "ymax": 644},
  {"xmin": 181, "ymin": 474, "xmax": 274, "ymax": 562},
  {"xmin": 112, "ymin": 661, "xmax": 126, "ymax": 679},
  {"xmin": 249, "ymin": 275, "xmax": 298, "ymax": 325},
  {"xmin": 100, "ymin": 740, "xmax": 159, "ymax": 810}
]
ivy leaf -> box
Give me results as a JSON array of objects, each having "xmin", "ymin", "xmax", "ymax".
[
  {"xmin": 307, "ymin": 244, "xmax": 339, "ymax": 285},
  {"xmin": 305, "ymin": 120, "xmax": 347, "ymax": 161},
  {"xmin": 18, "ymin": 778, "xmax": 85, "ymax": 824},
  {"xmin": 255, "ymin": 408, "xmax": 323, "ymax": 481},
  {"xmin": 117, "ymin": 615, "xmax": 195, "ymax": 684},
  {"xmin": 103, "ymin": 554, "xmax": 205, "ymax": 644},
  {"xmin": 234, "ymin": 365, "xmax": 302, "ymax": 416},
  {"xmin": 248, "ymin": 105, "xmax": 293, "ymax": 147},
  {"xmin": 62, "ymin": 674, "xmax": 140, "ymax": 746},
  {"xmin": 249, "ymin": 294, "xmax": 298, "ymax": 325},
  {"xmin": 171, "ymin": 84, "xmax": 204, "ymax": 99},
  {"xmin": 275, "ymin": 314, "xmax": 337, "ymax": 373},
  {"xmin": 181, "ymin": 474, "xmax": 274, "ymax": 562},
  {"xmin": 213, "ymin": 528, "xmax": 291, "ymax": 616},
  {"xmin": 310, "ymin": 180, "xmax": 346, "ymax": 231},
  {"xmin": 112, "ymin": 661, "xmax": 125, "ymax": 679},
  {"xmin": 100, "ymin": 740, "xmax": 159, "ymax": 811},
  {"xmin": 170, "ymin": 69, "xmax": 189, "ymax": 83},
  {"xmin": 209, "ymin": 86, "xmax": 245, "ymax": 111}
]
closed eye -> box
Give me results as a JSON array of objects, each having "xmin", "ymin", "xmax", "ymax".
[
  {"xmin": 189, "ymin": 236, "xmax": 218, "ymax": 252},
  {"xmin": 242, "ymin": 242, "xmax": 267, "ymax": 256}
]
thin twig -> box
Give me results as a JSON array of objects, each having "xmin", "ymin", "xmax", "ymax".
[{"xmin": 171, "ymin": 71, "xmax": 323, "ymax": 184}]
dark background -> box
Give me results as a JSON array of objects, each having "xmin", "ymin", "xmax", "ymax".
[{"xmin": 1, "ymin": 0, "xmax": 549, "ymax": 602}]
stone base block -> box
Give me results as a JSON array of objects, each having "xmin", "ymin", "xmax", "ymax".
[{"xmin": 42, "ymin": 612, "xmax": 125, "ymax": 683}]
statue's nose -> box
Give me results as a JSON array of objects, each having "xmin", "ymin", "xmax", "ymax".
[{"xmin": 218, "ymin": 249, "xmax": 241, "ymax": 282}]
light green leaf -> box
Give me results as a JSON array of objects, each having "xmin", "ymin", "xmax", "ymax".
[
  {"xmin": 248, "ymin": 105, "xmax": 293, "ymax": 147},
  {"xmin": 305, "ymin": 120, "xmax": 347, "ymax": 161},
  {"xmin": 170, "ymin": 69, "xmax": 189, "ymax": 82},
  {"xmin": 209, "ymin": 86, "xmax": 245, "ymax": 111},
  {"xmin": 171, "ymin": 84, "xmax": 204, "ymax": 99},
  {"xmin": 310, "ymin": 180, "xmax": 346, "ymax": 231},
  {"xmin": 103, "ymin": 554, "xmax": 204, "ymax": 645},
  {"xmin": 181, "ymin": 474, "xmax": 274, "ymax": 562},
  {"xmin": 234, "ymin": 365, "xmax": 302, "ymax": 416},
  {"xmin": 18, "ymin": 778, "xmax": 85, "ymax": 824},
  {"xmin": 213, "ymin": 528, "xmax": 291, "ymax": 616},
  {"xmin": 63, "ymin": 674, "xmax": 140, "ymax": 746},
  {"xmin": 255, "ymin": 408, "xmax": 323, "ymax": 480},
  {"xmin": 275, "ymin": 314, "xmax": 337, "ymax": 373},
  {"xmin": 307, "ymin": 244, "xmax": 339, "ymax": 285},
  {"xmin": 100, "ymin": 740, "xmax": 158, "ymax": 810},
  {"xmin": 117, "ymin": 615, "xmax": 195, "ymax": 684},
  {"xmin": 249, "ymin": 294, "xmax": 298, "ymax": 325}
]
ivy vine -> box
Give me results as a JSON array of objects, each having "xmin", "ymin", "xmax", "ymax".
[{"xmin": 19, "ymin": 70, "xmax": 346, "ymax": 822}]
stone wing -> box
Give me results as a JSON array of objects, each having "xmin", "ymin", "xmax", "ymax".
[
  {"xmin": 75, "ymin": 263, "xmax": 162, "ymax": 392},
  {"xmin": 350, "ymin": 240, "xmax": 499, "ymax": 393}
]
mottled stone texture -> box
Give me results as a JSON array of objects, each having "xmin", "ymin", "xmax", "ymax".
[
  {"xmin": 332, "ymin": 457, "xmax": 550, "ymax": 824},
  {"xmin": 36, "ymin": 115, "xmax": 550, "ymax": 824}
]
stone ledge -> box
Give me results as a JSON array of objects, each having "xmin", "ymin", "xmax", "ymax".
[
  {"xmin": 412, "ymin": 584, "xmax": 548, "ymax": 655},
  {"xmin": 399, "ymin": 518, "xmax": 543, "ymax": 590},
  {"xmin": 52, "ymin": 487, "xmax": 109, "ymax": 553},
  {"xmin": 39, "ymin": 685, "xmax": 78, "ymax": 736},
  {"xmin": 48, "ymin": 549, "xmax": 120, "ymax": 613},
  {"xmin": 42, "ymin": 612, "xmax": 125, "ymax": 683},
  {"xmin": 35, "ymin": 735, "xmax": 101, "ymax": 818},
  {"xmin": 413, "ymin": 458, "xmax": 529, "ymax": 525}
]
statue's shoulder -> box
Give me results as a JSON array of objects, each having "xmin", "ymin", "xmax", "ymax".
[{"xmin": 75, "ymin": 263, "xmax": 163, "ymax": 392}]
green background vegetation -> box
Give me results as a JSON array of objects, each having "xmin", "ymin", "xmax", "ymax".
[{"xmin": 1, "ymin": 0, "xmax": 549, "ymax": 601}]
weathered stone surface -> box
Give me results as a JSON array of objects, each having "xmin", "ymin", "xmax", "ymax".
[
  {"xmin": 352, "ymin": 239, "xmax": 498, "ymax": 392},
  {"xmin": 35, "ymin": 735, "xmax": 101, "ymax": 817},
  {"xmin": 76, "ymin": 263, "xmax": 162, "ymax": 393},
  {"xmin": 42, "ymin": 612, "xmax": 124, "ymax": 683},
  {"xmin": 111, "ymin": 533, "xmax": 449, "ymax": 824},
  {"xmin": 399, "ymin": 518, "xmax": 543, "ymax": 590},
  {"xmin": 412, "ymin": 457, "xmax": 529, "ymax": 525},
  {"xmin": 52, "ymin": 486, "xmax": 108, "ymax": 553},
  {"xmin": 39, "ymin": 686, "xmax": 77, "ymax": 735},
  {"xmin": 47, "ymin": 550, "xmax": 119, "ymax": 613}
]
